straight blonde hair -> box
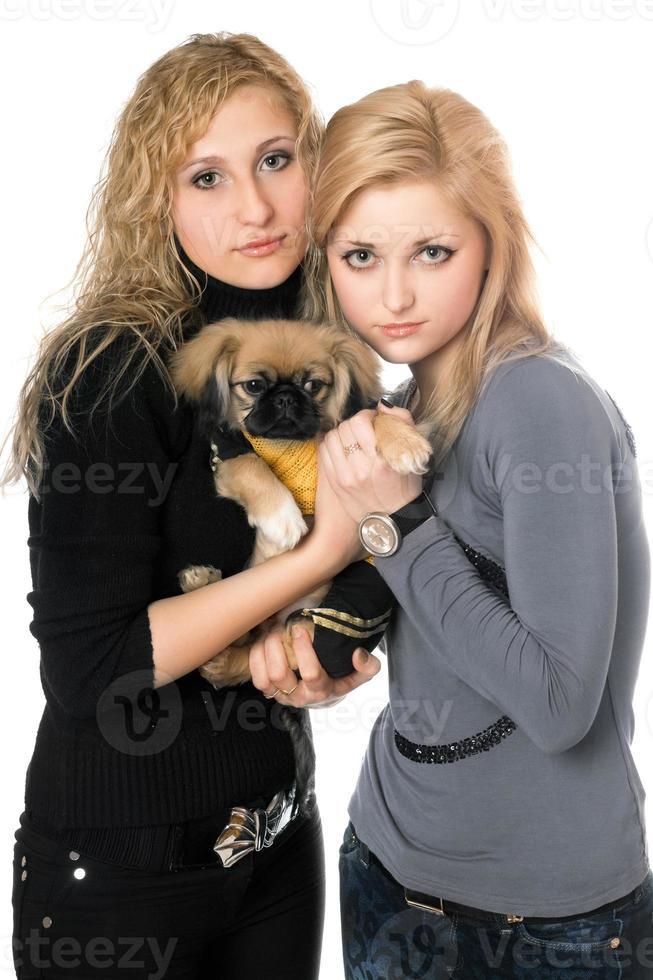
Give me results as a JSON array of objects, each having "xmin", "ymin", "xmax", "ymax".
[{"xmin": 301, "ymin": 81, "xmax": 580, "ymax": 468}]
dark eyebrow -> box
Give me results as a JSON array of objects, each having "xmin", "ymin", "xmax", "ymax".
[
  {"xmin": 181, "ymin": 135, "xmax": 296, "ymax": 172},
  {"xmin": 333, "ymin": 233, "xmax": 461, "ymax": 249}
]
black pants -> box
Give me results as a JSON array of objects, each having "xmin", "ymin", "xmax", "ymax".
[{"xmin": 12, "ymin": 803, "xmax": 325, "ymax": 979}]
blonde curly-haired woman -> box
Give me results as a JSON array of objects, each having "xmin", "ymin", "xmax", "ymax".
[{"xmin": 4, "ymin": 32, "xmax": 380, "ymax": 979}]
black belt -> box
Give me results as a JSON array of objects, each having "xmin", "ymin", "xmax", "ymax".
[
  {"xmin": 22, "ymin": 781, "xmax": 299, "ymax": 873},
  {"xmin": 403, "ymin": 881, "xmax": 641, "ymax": 924},
  {"xmin": 361, "ymin": 836, "xmax": 643, "ymax": 924}
]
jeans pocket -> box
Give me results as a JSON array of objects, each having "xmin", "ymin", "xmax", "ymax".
[
  {"xmin": 514, "ymin": 873, "xmax": 653, "ymax": 962},
  {"xmin": 14, "ymin": 836, "xmax": 71, "ymax": 908},
  {"xmin": 12, "ymin": 837, "xmax": 76, "ymax": 980},
  {"xmin": 515, "ymin": 915, "xmax": 623, "ymax": 953},
  {"xmin": 339, "ymin": 821, "xmax": 360, "ymax": 857}
]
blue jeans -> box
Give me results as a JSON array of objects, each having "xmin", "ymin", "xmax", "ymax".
[{"xmin": 339, "ymin": 819, "xmax": 653, "ymax": 978}]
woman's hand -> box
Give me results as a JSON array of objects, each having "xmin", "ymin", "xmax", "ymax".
[
  {"xmin": 249, "ymin": 624, "xmax": 381, "ymax": 708},
  {"xmin": 307, "ymin": 432, "xmax": 370, "ymax": 568},
  {"xmin": 317, "ymin": 402, "xmax": 424, "ymax": 526}
]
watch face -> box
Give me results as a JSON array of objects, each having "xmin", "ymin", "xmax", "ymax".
[{"xmin": 360, "ymin": 516, "xmax": 398, "ymax": 556}]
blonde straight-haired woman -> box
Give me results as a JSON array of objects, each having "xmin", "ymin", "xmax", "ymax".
[
  {"xmin": 2, "ymin": 32, "xmax": 382, "ymax": 979},
  {"xmin": 249, "ymin": 81, "xmax": 653, "ymax": 977}
]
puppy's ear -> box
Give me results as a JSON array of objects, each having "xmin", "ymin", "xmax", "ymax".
[
  {"xmin": 342, "ymin": 379, "xmax": 368, "ymax": 420},
  {"xmin": 168, "ymin": 319, "xmax": 241, "ymax": 439},
  {"xmin": 330, "ymin": 333, "xmax": 383, "ymax": 417}
]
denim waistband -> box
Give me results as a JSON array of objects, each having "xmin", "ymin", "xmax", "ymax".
[{"xmin": 357, "ymin": 830, "xmax": 652, "ymax": 923}]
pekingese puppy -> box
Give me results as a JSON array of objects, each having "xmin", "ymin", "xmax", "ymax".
[{"xmin": 169, "ymin": 317, "xmax": 433, "ymax": 689}]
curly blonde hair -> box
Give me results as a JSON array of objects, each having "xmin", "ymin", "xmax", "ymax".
[
  {"xmin": 301, "ymin": 80, "xmax": 579, "ymax": 468},
  {"xmin": 1, "ymin": 32, "xmax": 324, "ymax": 501}
]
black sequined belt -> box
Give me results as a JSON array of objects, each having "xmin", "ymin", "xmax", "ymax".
[
  {"xmin": 393, "ymin": 531, "xmax": 518, "ymax": 764},
  {"xmin": 394, "ymin": 715, "xmax": 517, "ymax": 763}
]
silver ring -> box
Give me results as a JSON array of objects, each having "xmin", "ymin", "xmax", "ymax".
[{"xmin": 343, "ymin": 442, "xmax": 362, "ymax": 456}]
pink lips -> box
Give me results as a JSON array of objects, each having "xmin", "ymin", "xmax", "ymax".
[
  {"xmin": 379, "ymin": 321, "xmax": 425, "ymax": 338},
  {"xmin": 237, "ymin": 235, "xmax": 286, "ymax": 257}
]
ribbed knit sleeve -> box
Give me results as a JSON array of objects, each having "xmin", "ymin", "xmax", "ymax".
[
  {"xmin": 26, "ymin": 338, "xmax": 183, "ymax": 720},
  {"xmin": 373, "ymin": 355, "xmax": 638, "ymax": 755}
]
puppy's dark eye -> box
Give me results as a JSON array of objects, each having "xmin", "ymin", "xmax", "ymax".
[
  {"xmin": 304, "ymin": 380, "xmax": 326, "ymax": 396},
  {"xmin": 242, "ymin": 380, "xmax": 266, "ymax": 395}
]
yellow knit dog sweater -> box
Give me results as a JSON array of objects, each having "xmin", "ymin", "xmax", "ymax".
[{"xmin": 242, "ymin": 429, "xmax": 374, "ymax": 565}]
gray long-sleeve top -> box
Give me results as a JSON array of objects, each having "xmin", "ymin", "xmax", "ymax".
[{"xmin": 348, "ymin": 350, "xmax": 650, "ymax": 916}]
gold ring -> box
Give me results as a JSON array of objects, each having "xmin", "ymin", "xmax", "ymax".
[
  {"xmin": 264, "ymin": 689, "xmax": 281, "ymax": 699},
  {"xmin": 343, "ymin": 442, "xmax": 362, "ymax": 456},
  {"xmin": 280, "ymin": 684, "xmax": 298, "ymax": 696}
]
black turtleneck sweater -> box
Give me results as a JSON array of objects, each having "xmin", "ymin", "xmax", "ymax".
[{"xmin": 22, "ymin": 245, "xmax": 304, "ymax": 845}]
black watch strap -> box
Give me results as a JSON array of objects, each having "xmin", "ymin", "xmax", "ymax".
[{"xmin": 388, "ymin": 490, "xmax": 438, "ymax": 537}]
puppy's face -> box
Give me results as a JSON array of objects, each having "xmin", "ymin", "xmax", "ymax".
[{"xmin": 169, "ymin": 318, "xmax": 384, "ymax": 442}]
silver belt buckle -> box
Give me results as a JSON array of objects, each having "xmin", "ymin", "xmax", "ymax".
[
  {"xmin": 213, "ymin": 782, "xmax": 297, "ymax": 868},
  {"xmin": 404, "ymin": 887, "xmax": 446, "ymax": 916},
  {"xmin": 404, "ymin": 887, "xmax": 524, "ymax": 923}
]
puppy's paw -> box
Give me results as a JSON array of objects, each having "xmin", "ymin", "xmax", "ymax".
[
  {"xmin": 178, "ymin": 564, "xmax": 223, "ymax": 592},
  {"xmin": 376, "ymin": 419, "xmax": 433, "ymax": 475},
  {"xmin": 253, "ymin": 494, "xmax": 308, "ymax": 552},
  {"xmin": 199, "ymin": 646, "xmax": 251, "ymax": 688},
  {"xmin": 283, "ymin": 616, "xmax": 316, "ymax": 672}
]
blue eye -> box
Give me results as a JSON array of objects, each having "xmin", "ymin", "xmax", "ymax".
[
  {"xmin": 343, "ymin": 249, "xmax": 375, "ymax": 270},
  {"xmin": 419, "ymin": 244, "xmax": 454, "ymax": 264},
  {"xmin": 341, "ymin": 244, "xmax": 454, "ymax": 272}
]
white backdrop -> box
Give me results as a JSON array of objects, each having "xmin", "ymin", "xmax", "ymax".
[{"xmin": 1, "ymin": 2, "xmax": 652, "ymax": 978}]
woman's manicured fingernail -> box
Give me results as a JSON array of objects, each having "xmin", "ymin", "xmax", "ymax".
[
  {"xmin": 379, "ymin": 397, "xmax": 394, "ymax": 408},
  {"xmin": 291, "ymin": 625, "xmax": 304, "ymax": 639},
  {"xmin": 358, "ymin": 648, "xmax": 369, "ymax": 662}
]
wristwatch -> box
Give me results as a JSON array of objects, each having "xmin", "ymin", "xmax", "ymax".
[{"xmin": 358, "ymin": 490, "xmax": 438, "ymax": 558}]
